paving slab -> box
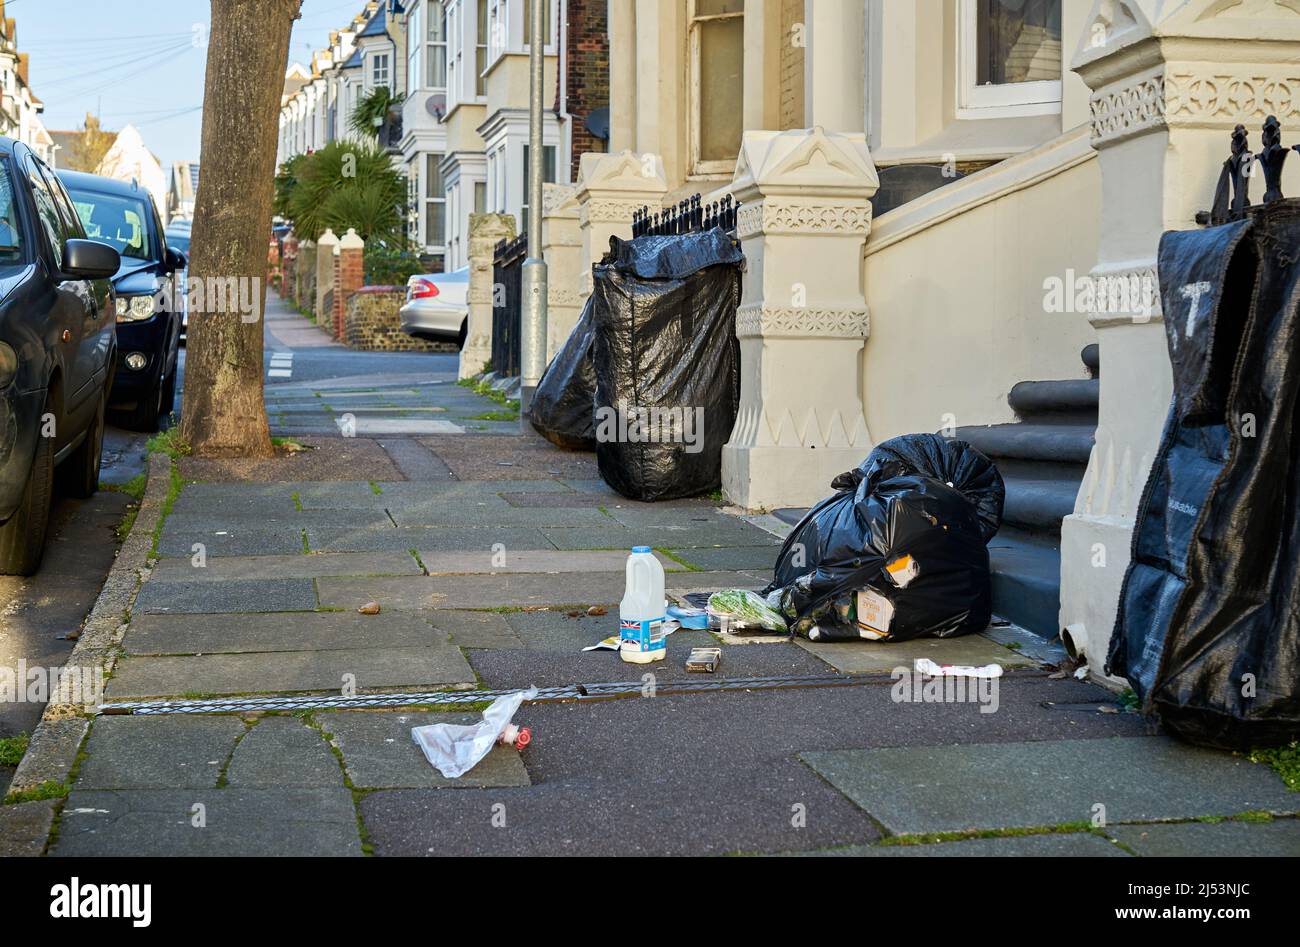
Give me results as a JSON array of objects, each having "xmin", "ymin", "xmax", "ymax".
[
  {"xmin": 420, "ymin": 434, "xmax": 599, "ymax": 481},
  {"xmin": 225, "ymin": 717, "xmax": 345, "ymax": 788},
  {"xmin": 148, "ymin": 551, "xmax": 423, "ymax": 583},
  {"xmin": 0, "ymin": 799, "xmax": 58, "ymax": 856},
  {"xmin": 1108, "ymin": 818, "xmax": 1300, "ymax": 857},
  {"xmin": 390, "ymin": 503, "xmax": 613, "ymax": 528},
  {"xmin": 376, "ymin": 480, "xmax": 573, "ymax": 501},
  {"xmin": 307, "ymin": 525, "xmax": 554, "ymax": 553},
  {"xmin": 377, "ymin": 437, "xmax": 456, "ymax": 481},
  {"xmin": 316, "ymin": 570, "xmax": 763, "ymax": 611},
  {"xmin": 75, "ymin": 716, "xmax": 246, "ymax": 789},
  {"xmin": 318, "ymin": 711, "xmax": 530, "ymax": 789},
  {"xmin": 105, "ymin": 645, "xmax": 476, "ymax": 699},
  {"xmin": 667, "ymin": 546, "xmax": 780, "ymax": 572},
  {"xmin": 123, "ymin": 611, "xmax": 444, "ymax": 655},
  {"xmin": 52, "ymin": 788, "xmax": 362, "ymax": 856},
  {"xmin": 800, "ymin": 737, "xmax": 1300, "ymax": 836},
  {"xmin": 794, "ymin": 633, "xmax": 1037, "ymax": 674},
  {"xmin": 542, "ymin": 524, "xmax": 780, "ymax": 550},
  {"xmin": 361, "ymin": 758, "xmax": 877, "ymax": 856},
  {"xmin": 780, "ymin": 832, "xmax": 1128, "ymax": 857},
  {"xmin": 132, "ymin": 578, "xmax": 318, "ymax": 615},
  {"xmin": 163, "ymin": 509, "xmax": 395, "ymax": 530},
  {"xmin": 424, "ymin": 610, "xmax": 525, "ymax": 649},
  {"xmin": 416, "ymin": 549, "xmax": 680, "ymax": 575},
  {"xmin": 155, "ymin": 526, "xmax": 307, "ymax": 558}
]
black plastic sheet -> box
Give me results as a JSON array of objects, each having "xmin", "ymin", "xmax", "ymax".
[
  {"xmin": 1108, "ymin": 201, "xmax": 1300, "ymax": 751},
  {"xmin": 526, "ymin": 297, "xmax": 597, "ymax": 450},
  {"xmin": 590, "ymin": 229, "xmax": 743, "ymax": 501},
  {"xmin": 765, "ymin": 433, "xmax": 1004, "ymax": 642}
]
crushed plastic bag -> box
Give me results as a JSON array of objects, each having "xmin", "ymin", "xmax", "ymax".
[
  {"xmin": 706, "ymin": 589, "xmax": 788, "ymax": 634},
  {"xmin": 765, "ymin": 433, "xmax": 1003, "ymax": 643},
  {"xmin": 526, "ymin": 298, "xmax": 597, "ymax": 450},
  {"xmin": 411, "ymin": 687, "xmax": 537, "ymax": 778}
]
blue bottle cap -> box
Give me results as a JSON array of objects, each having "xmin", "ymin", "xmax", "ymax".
[{"xmin": 632, "ymin": 545, "xmax": 651, "ymax": 554}]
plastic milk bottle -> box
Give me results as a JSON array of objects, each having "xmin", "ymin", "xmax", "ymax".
[{"xmin": 619, "ymin": 546, "xmax": 667, "ymax": 663}]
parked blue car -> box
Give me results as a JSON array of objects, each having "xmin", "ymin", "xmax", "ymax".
[{"xmin": 58, "ymin": 170, "xmax": 186, "ymax": 431}]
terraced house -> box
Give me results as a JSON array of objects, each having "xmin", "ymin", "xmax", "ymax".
[{"xmin": 519, "ymin": 0, "xmax": 1300, "ymax": 679}]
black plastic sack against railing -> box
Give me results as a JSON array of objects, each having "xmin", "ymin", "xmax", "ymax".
[
  {"xmin": 491, "ymin": 233, "xmax": 526, "ymax": 377},
  {"xmin": 590, "ymin": 228, "xmax": 743, "ymax": 501},
  {"xmin": 763, "ymin": 433, "xmax": 1004, "ymax": 642},
  {"xmin": 526, "ymin": 296, "xmax": 598, "ymax": 450},
  {"xmin": 1107, "ymin": 200, "xmax": 1300, "ymax": 751}
]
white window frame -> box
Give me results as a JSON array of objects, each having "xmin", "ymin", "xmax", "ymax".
[
  {"xmin": 425, "ymin": 152, "xmax": 446, "ymax": 254},
  {"xmin": 371, "ymin": 51, "xmax": 391, "ymax": 89},
  {"xmin": 407, "ymin": 3, "xmax": 423, "ymax": 96},
  {"xmin": 427, "ymin": 1, "xmax": 449, "ymax": 92},
  {"xmin": 956, "ymin": 0, "xmax": 1061, "ymax": 119},
  {"xmin": 687, "ymin": 0, "xmax": 745, "ymax": 177}
]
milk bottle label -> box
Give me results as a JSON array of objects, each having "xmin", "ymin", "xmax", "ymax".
[{"xmin": 620, "ymin": 617, "xmax": 666, "ymax": 653}]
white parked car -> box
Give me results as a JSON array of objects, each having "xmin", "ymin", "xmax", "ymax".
[{"xmin": 399, "ymin": 266, "xmax": 469, "ymax": 349}]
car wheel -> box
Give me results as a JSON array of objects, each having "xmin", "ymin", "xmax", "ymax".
[
  {"xmin": 0, "ymin": 418, "xmax": 55, "ymax": 576},
  {"xmin": 124, "ymin": 371, "xmax": 167, "ymax": 432},
  {"xmin": 457, "ymin": 320, "xmax": 468, "ymax": 351},
  {"xmin": 56, "ymin": 394, "xmax": 105, "ymax": 499}
]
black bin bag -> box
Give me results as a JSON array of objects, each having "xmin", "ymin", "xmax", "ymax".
[
  {"xmin": 764, "ymin": 433, "xmax": 1004, "ymax": 642},
  {"xmin": 526, "ymin": 297, "xmax": 597, "ymax": 450},
  {"xmin": 591, "ymin": 229, "xmax": 743, "ymax": 501},
  {"xmin": 1108, "ymin": 200, "xmax": 1300, "ymax": 751}
]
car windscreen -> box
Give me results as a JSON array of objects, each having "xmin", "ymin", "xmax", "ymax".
[
  {"xmin": 0, "ymin": 163, "xmax": 23, "ymax": 265},
  {"xmin": 68, "ymin": 189, "xmax": 158, "ymax": 262}
]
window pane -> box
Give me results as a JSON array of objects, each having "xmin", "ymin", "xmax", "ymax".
[
  {"xmin": 474, "ymin": 181, "xmax": 486, "ymax": 213},
  {"xmin": 698, "ymin": 17, "xmax": 743, "ymax": 162},
  {"xmin": 976, "ymin": 0, "xmax": 1061, "ymax": 85},
  {"xmin": 428, "ymin": 46, "xmax": 447, "ymax": 88},
  {"xmin": 523, "ymin": 0, "xmax": 553, "ymax": 45},
  {"xmin": 426, "ymin": 201, "xmax": 445, "ymax": 245},
  {"xmin": 429, "ymin": 1, "xmax": 446, "ymax": 40},
  {"xmin": 426, "ymin": 153, "xmax": 445, "ymax": 194}
]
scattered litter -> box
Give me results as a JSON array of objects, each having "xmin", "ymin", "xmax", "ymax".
[
  {"xmin": 566, "ymin": 610, "xmax": 582, "ymax": 618},
  {"xmin": 586, "ymin": 605, "xmax": 608, "ymax": 617},
  {"xmin": 706, "ymin": 589, "xmax": 788, "ymax": 634},
  {"xmin": 667, "ymin": 604, "xmax": 709, "ymax": 629},
  {"xmin": 357, "ymin": 601, "xmax": 381, "ymax": 615},
  {"xmin": 685, "ymin": 647, "xmax": 722, "ymax": 673},
  {"xmin": 914, "ymin": 658, "xmax": 1003, "ymax": 679},
  {"xmin": 1073, "ymin": 665, "xmax": 1090, "ymax": 680},
  {"xmin": 411, "ymin": 687, "xmax": 538, "ymax": 778},
  {"xmin": 619, "ymin": 546, "xmax": 667, "ymax": 663}
]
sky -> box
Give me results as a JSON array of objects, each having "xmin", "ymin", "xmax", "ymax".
[{"xmin": 18, "ymin": 0, "xmax": 371, "ymax": 170}]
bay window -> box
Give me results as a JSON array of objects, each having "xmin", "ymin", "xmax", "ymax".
[
  {"xmin": 958, "ymin": 0, "xmax": 1062, "ymax": 115},
  {"xmin": 688, "ymin": 0, "xmax": 744, "ymax": 176}
]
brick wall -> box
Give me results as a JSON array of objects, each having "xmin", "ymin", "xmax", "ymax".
[
  {"xmin": 563, "ymin": 0, "xmax": 609, "ymax": 183},
  {"xmin": 344, "ymin": 287, "xmax": 458, "ymax": 352}
]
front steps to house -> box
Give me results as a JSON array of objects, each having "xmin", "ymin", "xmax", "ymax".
[{"xmin": 955, "ymin": 345, "xmax": 1099, "ymax": 640}]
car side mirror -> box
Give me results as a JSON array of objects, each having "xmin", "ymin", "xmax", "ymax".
[
  {"xmin": 166, "ymin": 246, "xmax": 187, "ymax": 272},
  {"xmin": 62, "ymin": 239, "xmax": 120, "ymax": 280}
]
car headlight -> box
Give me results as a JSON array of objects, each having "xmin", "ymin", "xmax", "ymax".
[
  {"xmin": 115, "ymin": 295, "xmax": 157, "ymax": 322},
  {"xmin": 0, "ymin": 342, "xmax": 16, "ymax": 389}
]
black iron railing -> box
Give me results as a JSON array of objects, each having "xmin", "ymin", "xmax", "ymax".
[
  {"xmin": 1197, "ymin": 115, "xmax": 1295, "ymax": 226},
  {"xmin": 491, "ymin": 233, "xmax": 527, "ymax": 377},
  {"xmin": 631, "ymin": 194, "xmax": 739, "ymax": 238}
]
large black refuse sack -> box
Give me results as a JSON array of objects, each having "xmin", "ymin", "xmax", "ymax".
[
  {"xmin": 526, "ymin": 298, "xmax": 597, "ymax": 450},
  {"xmin": 591, "ymin": 229, "xmax": 743, "ymax": 501},
  {"xmin": 1108, "ymin": 200, "xmax": 1300, "ymax": 751},
  {"xmin": 764, "ymin": 433, "xmax": 1004, "ymax": 642}
]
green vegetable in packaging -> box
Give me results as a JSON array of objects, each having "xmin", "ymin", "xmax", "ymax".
[{"xmin": 706, "ymin": 589, "xmax": 789, "ymax": 633}]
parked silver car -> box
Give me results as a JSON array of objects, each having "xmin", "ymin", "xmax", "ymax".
[{"xmin": 399, "ymin": 266, "xmax": 469, "ymax": 349}]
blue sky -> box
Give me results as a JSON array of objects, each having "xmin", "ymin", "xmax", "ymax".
[{"xmin": 19, "ymin": 0, "xmax": 369, "ymax": 169}]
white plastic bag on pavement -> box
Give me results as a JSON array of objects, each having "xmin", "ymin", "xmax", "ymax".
[{"xmin": 411, "ymin": 687, "xmax": 538, "ymax": 778}]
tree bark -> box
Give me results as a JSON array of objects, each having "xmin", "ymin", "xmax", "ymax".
[{"xmin": 181, "ymin": 0, "xmax": 301, "ymax": 457}]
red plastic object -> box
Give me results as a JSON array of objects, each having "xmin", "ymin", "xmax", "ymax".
[{"xmin": 514, "ymin": 726, "xmax": 532, "ymax": 749}]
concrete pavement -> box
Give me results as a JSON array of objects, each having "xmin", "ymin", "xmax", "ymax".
[{"xmin": 6, "ymin": 293, "xmax": 1298, "ymax": 857}]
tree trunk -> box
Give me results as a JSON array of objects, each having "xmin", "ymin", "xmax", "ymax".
[{"xmin": 181, "ymin": 0, "xmax": 301, "ymax": 457}]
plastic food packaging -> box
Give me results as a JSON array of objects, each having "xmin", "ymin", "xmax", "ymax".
[
  {"xmin": 526, "ymin": 297, "xmax": 598, "ymax": 449},
  {"xmin": 765, "ymin": 433, "xmax": 1004, "ymax": 643},
  {"xmin": 411, "ymin": 687, "xmax": 537, "ymax": 778},
  {"xmin": 706, "ymin": 589, "xmax": 788, "ymax": 634},
  {"xmin": 591, "ymin": 229, "xmax": 743, "ymax": 501}
]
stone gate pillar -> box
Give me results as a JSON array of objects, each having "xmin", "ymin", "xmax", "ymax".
[
  {"xmin": 315, "ymin": 228, "xmax": 339, "ymax": 322},
  {"xmin": 540, "ymin": 183, "xmax": 582, "ymax": 360},
  {"xmin": 574, "ymin": 150, "xmax": 668, "ymax": 303},
  {"xmin": 721, "ymin": 127, "xmax": 878, "ymax": 510},
  {"xmin": 461, "ymin": 213, "xmax": 516, "ymax": 380},
  {"xmin": 1059, "ymin": 0, "xmax": 1300, "ymax": 674}
]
